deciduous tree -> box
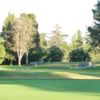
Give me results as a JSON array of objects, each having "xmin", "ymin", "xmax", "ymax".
[
  {"xmin": 0, "ymin": 37, "xmax": 6, "ymax": 64},
  {"xmin": 11, "ymin": 15, "xmax": 36, "ymax": 66},
  {"xmin": 2, "ymin": 13, "xmax": 39, "ymax": 66}
]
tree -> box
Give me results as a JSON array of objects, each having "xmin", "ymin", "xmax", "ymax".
[
  {"xmin": 2, "ymin": 13, "xmax": 39, "ymax": 66},
  {"xmin": 71, "ymin": 30, "xmax": 83, "ymax": 49},
  {"xmin": 0, "ymin": 37, "xmax": 6, "ymax": 64},
  {"xmin": 69, "ymin": 48, "xmax": 91, "ymax": 62},
  {"xmin": 1, "ymin": 13, "xmax": 16, "ymax": 64},
  {"xmin": 2, "ymin": 13, "xmax": 15, "ymax": 50},
  {"xmin": 45, "ymin": 46, "xmax": 64, "ymax": 62},
  {"xmin": 29, "ymin": 33, "xmax": 48, "ymax": 62},
  {"xmin": 5, "ymin": 52, "xmax": 16, "ymax": 65},
  {"xmin": 39, "ymin": 33, "xmax": 48, "ymax": 48},
  {"xmin": 37, "ymin": 33, "xmax": 48, "ymax": 61},
  {"xmin": 11, "ymin": 15, "xmax": 37, "ymax": 66},
  {"xmin": 88, "ymin": 1, "xmax": 100, "ymax": 49},
  {"xmin": 49, "ymin": 24, "xmax": 67, "ymax": 47},
  {"xmin": 48, "ymin": 24, "xmax": 68, "ymax": 62},
  {"xmin": 87, "ymin": 1, "xmax": 100, "ymax": 62},
  {"xmin": 75, "ymin": 30, "xmax": 83, "ymax": 47},
  {"xmin": 69, "ymin": 30, "xmax": 84, "ymax": 62},
  {"xmin": 20, "ymin": 13, "xmax": 40, "ymax": 64}
]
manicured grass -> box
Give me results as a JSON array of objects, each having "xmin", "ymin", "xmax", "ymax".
[
  {"xmin": 0, "ymin": 63, "xmax": 100, "ymax": 100},
  {"xmin": 0, "ymin": 63, "xmax": 100, "ymax": 79},
  {"xmin": 0, "ymin": 79, "xmax": 100, "ymax": 100}
]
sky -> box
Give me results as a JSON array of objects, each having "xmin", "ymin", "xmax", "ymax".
[{"xmin": 0, "ymin": 0, "xmax": 97, "ymax": 39}]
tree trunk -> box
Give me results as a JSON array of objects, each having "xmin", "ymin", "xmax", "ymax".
[
  {"xmin": 26, "ymin": 52, "xmax": 28, "ymax": 65},
  {"xmin": 18, "ymin": 55, "xmax": 22, "ymax": 67},
  {"xmin": 10, "ymin": 60, "xmax": 12, "ymax": 66}
]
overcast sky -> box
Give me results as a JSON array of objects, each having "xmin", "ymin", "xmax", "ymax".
[{"xmin": 0, "ymin": 0, "xmax": 97, "ymax": 37}]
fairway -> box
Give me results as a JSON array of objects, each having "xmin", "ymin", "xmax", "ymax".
[
  {"xmin": 0, "ymin": 79, "xmax": 100, "ymax": 100},
  {"xmin": 0, "ymin": 63, "xmax": 100, "ymax": 100},
  {"xmin": 0, "ymin": 63, "xmax": 100, "ymax": 79}
]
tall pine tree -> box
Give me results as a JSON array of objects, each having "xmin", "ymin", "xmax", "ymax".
[{"xmin": 88, "ymin": 1, "xmax": 100, "ymax": 49}]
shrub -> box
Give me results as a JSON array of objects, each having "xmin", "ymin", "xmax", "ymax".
[{"xmin": 69, "ymin": 48, "xmax": 91, "ymax": 62}]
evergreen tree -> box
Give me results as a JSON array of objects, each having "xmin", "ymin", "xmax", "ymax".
[
  {"xmin": 49, "ymin": 24, "xmax": 67, "ymax": 47},
  {"xmin": 88, "ymin": 1, "xmax": 100, "ymax": 49},
  {"xmin": 48, "ymin": 24, "xmax": 68, "ymax": 62},
  {"xmin": 2, "ymin": 13, "xmax": 15, "ymax": 52},
  {"xmin": 71, "ymin": 30, "xmax": 83, "ymax": 49}
]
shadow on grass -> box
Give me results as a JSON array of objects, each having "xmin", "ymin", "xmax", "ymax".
[
  {"xmin": 0, "ymin": 79, "xmax": 100, "ymax": 94},
  {"xmin": 74, "ymin": 66, "xmax": 100, "ymax": 77},
  {"xmin": 0, "ymin": 65, "xmax": 100, "ymax": 94},
  {"xmin": 0, "ymin": 66, "xmax": 100, "ymax": 78},
  {"xmin": 0, "ymin": 70, "xmax": 68, "ymax": 79}
]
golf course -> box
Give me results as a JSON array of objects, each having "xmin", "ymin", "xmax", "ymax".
[
  {"xmin": 0, "ymin": 63, "xmax": 100, "ymax": 100},
  {"xmin": 0, "ymin": 0, "xmax": 100, "ymax": 100}
]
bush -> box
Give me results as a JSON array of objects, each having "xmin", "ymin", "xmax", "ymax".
[
  {"xmin": 69, "ymin": 48, "xmax": 91, "ymax": 62},
  {"xmin": 45, "ymin": 46, "xmax": 64, "ymax": 62}
]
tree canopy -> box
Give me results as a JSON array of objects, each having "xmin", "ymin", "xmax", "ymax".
[
  {"xmin": 88, "ymin": 1, "xmax": 100, "ymax": 49},
  {"xmin": 2, "ymin": 13, "xmax": 39, "ymax": 66},
  {"xmin": 0, "ymin": 37, "xmax": 6, "ymax": 64}
]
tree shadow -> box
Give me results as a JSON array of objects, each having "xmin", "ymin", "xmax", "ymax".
[
  {"xmin": 0, "ymin": 67, "xmax": 100, "ymax": 94},
  {"xmin": 73, "ymin": 67, "xmax": 100, "ymax": 77},
  {"xmin": 0, "ymin": 79, "xmax": 100, "ymax": 94}
]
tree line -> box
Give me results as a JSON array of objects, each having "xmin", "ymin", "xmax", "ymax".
[{"xmin": 0, "ymin": 1, "xmax": 100, "ymax": 66}]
